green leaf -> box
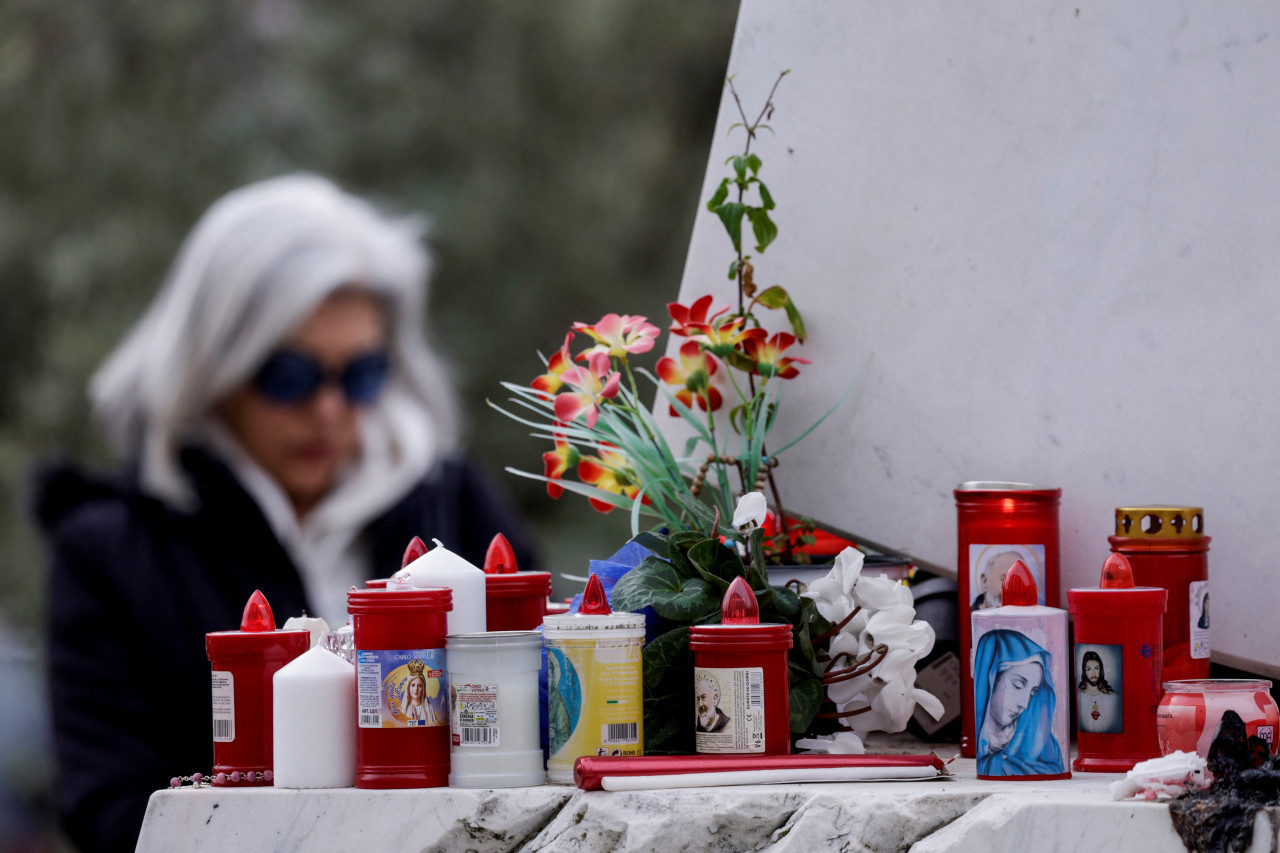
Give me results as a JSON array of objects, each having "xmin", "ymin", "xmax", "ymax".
[
  {"xmin": 728, "ymin": 258, "xmax": 740, "ymax": 280},
  {"xmin": 713, "ymin": 202, "xmax": 746, "ymax": 253},
  {"xmin": 732, "ymin": 155, "xmax": 747, "ymax": 181},
  {"xmin": 610, "ymin": 559, "xmax": 719, "ymax": 621},
  {"xmin": 783, "ymin": 297, "xmax": 808, "ymax": 342},
  {"xmin": 769, "ymin": 582, "xmax": 801, "ymax": 618},
  {"xmin": 705, "ymin": 177, "xmax": 730, "ymax": 211},
  {"xmin": 687, "ymin": 538, "xmax": 748, "ymax": 586},
  {"xmin": 789, "ymin": 673, "xmax": 825, "ymax": 733},
  {"xmin": 758, "ymin": 181, "xmax": 776, "ymax": 210},
  {"xmin": 747, "ymin": 207, "xmax": 778, "ymax": 253},
  {"xmin": 723, "ymin": 349, "xmax": 757, "ymax": 375},
  {"xmin": 753, "ymin": 284, "xmax": 791, "ymax": 309},
  {"xmin": 632, "ymin": 530, "xmax": 671, "ymax": 558},
  {"xmin": 746, "ymin": 153, "xmax": 762, "ymax": 176}
]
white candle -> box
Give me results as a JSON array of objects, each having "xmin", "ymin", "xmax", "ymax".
[
  {"xmin": 272, "ymin": 646, "xmax": 356, "ymax": 788},
  {"xmin": 399, "ymin": 539, "xmax": 487, "ymax": 635},
  {"xmin": 282, "ymin": 614, "xmax": 330, "ymax": 649},
  {"xmin": 446, "ymin": 631, "xmax": 545, "ymax": 788}
]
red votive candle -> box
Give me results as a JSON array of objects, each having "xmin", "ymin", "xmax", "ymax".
[
  {"xmin": 956, "ymin": 482, "xmax": 1061, "ymax": 758},
  {"xmin": 205, "ymin": 590, "xmax": 309, "ymax": 786},
  {"xmin": 1068, "ymin": 553, "xmax": 1167, "ymax": 772},
  {"xmin": 347, "ymin": 586, "xmax": 452, "ymax": 788},
  {"xmin": 688, "ymin": 577, "xmax": 793, "ymax": 755},
  {"xmin": 1109, "ymin": 506, "xmax": 1210, "ymax": 683},
  {"xmin": 483, "ymin": 533, "xmax": 553, "ymax": 631}
]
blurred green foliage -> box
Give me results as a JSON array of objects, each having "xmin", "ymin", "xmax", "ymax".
[{"xmin": 0, "ymin": 0, "xmax": 740, "ymax": 631}]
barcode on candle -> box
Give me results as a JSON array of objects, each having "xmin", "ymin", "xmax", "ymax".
[
  {"xmin": 602, "ymin": 722, "xmax": 638, "ymax": 744},
  {"xmin": 747, "ymin": 670, "xmax": 763, "ymax": 709},
  {"xmin": 360, "ymin": 712, "xmax": 381, "ymax": 727},
  {"xmin": 211, "ymin": 718, "xmax": 233, "ymax": 741},
  {"xmin": 460, "ymin": 726, "xmax": 497, "ymax": 745}
]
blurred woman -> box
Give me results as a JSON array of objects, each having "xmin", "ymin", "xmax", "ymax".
[{"xmin": 33, "ymin": 174, "xmax": 535, "ymax": 853}]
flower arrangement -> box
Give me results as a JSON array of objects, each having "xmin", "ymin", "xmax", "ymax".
[
  {"xmin": 492, "ymin": 71, "xmax": 845, "ymax": 562},
  {"xmin": 609, "ymin": 493, "xmax": 941, "ymax": 754}
]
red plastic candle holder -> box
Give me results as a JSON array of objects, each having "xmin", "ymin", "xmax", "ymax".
[
  {"xmin": 1109, "ymin": 506, "xmax": 1210, "ymax": 683},
  {"xmin": 688, "ymin": 578, "xmax": 792, "ymax": 756},
  {"xmin": 347, "ymin": 586, "xmax": 453, "ymax": 788},
  {"xmin": 204, "ymin": 591, "xmax": 309, "ymax": 787},
  {"xmin": 1068, "ymin": 553, "xmax": 1167, "ymax": 772},
  {"xmin": 956, "ymin": 482, "xmax": 1061, "ymax": 758}
]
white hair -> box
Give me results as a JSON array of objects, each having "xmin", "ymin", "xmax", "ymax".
[{"xmin": 91, "ymin": 173, "xmax": 460, "ymax": 507}]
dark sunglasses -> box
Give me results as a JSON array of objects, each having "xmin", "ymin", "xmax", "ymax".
[{"xmin": 251, "ymin": 349, "xmax": 391, "ymax": 405}]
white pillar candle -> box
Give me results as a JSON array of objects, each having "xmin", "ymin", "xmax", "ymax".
[
  {"xmin": 272, "ymin": 646, "xmax": 356, "ymax": 788},
  {"xmin": 282, "ymin": 614, "xmax": 330, "ymax": 649},
  {"xmin": 399, "ymin": 539, "xmax": 487, "ymax": 635}
]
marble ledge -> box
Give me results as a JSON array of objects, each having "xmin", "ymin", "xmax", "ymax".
[{"xmin": 135, "ymin": 760, "xmax": 1280, "ymax": 853}]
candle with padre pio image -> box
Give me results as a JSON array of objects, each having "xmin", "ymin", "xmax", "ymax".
[{"xmin": 971, "ymin": 560, "xmax": 1071, "ymax": 781}]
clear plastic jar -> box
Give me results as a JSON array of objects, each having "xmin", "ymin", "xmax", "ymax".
[{"xmin": 1157, "ymin": 679, "xmax": 1278, "ymax": 758}]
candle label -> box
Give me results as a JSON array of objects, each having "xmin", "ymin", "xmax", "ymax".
[
  {"xmin": 1074, "ymin": 643, "xmax": 1123, "ymax": 734},
  {"xmin": 450, "ymin": 682, "xmax": 500, "ymax": 747},
  {"xmin": 694, "ymin": 667, "xmax": 765, "ymax": 753},
  {"xmin": 1189, "ymin": 580, "xmax": 1210, "ymax": 659},
  {"xmin": 211, "ymin": 671, "xmax": 235, "ymax": 742},
  {"xmin": 356, "ymin": 648, "xmax": 447, "ymax": 728},
  {"xmin": 968, "ymin": 544, "xmax": 1046, "ymax": 610},
  {"xmin": 545, "ymin": 639, "xmax": 643, "ymax": 769}
]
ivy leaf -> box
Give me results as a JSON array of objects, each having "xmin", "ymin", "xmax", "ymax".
[
  {"xmin": 747, "ymin": 207, "xmax": 778, "ymax": 253},
  {"xmin": 789, "ymin": 672, "xmax": 825, "ymax": 733},
  {"xmin": 641, "ymin": 626, "xmax": 691, "ymax": 692},
  {"xmin": 610, "ymin": 558, "xmax": 680, "ymax": 611},
  {"xmin": 769, "ymin": 582, "xmax": 801, "ymax": 618},
  {"xmin": 632, "ymin": 530, "xmax": 671, "ymax": 558},
  {"xmin": 713, "ymin": 202, "xmax": 746, "ymax": 253},
  {"xmin": 706, "ymin": 177, "xmax": 730, "ymax": 211},
  {"xmin": 687, "ymin": 538, "xmax": 748, "ymax": 586}
]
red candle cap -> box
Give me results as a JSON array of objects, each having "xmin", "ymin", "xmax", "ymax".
[
  {"xmin": 1001, "ymin": 560, "xmax": 1038, "ymax": 606},
  {"xmin": 239, "ymin": 590, "xmax": 276, "ymax": 632},
  {"xmin": 484, "ymin": 533, "xmax": 519, "ymax": 575},
  {"xmin": 721, "ymin": 576, "xmax": 760, "ymax": 625},
  {"xmin": 401, "ymin": 536, "xmax": 428, "ymax": 568},
  {"xmin": 578, "ymin": 573, "xmax": 613, "ymax": 615},
  {"xmin": 1099, "ymin": 553, "xmax": 1135, "ymax": 589}
]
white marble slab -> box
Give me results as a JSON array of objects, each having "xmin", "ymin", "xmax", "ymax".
[
  {"xmin": 137, "ymin": 758, "xmax": 1265, "ymax": 853},
  {"xmin": 667, "ymin": 0, "xmax": 1280, "ymax": 677}
]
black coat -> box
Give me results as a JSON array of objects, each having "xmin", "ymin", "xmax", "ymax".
[{"xmin": 32, "ymin": 448, "xmax": 536, "ymax": 853}]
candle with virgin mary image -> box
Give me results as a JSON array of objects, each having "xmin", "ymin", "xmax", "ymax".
[{"xmin": 971, "ymin": 559, "xmax": 1071, "ymax": 780}]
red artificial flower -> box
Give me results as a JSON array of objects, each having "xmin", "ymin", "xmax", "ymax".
[
  {"xmin": 668, "ymin": 294, "xmax": 730, "ymax": 338},
  {"xmin": 573, "ymin": 313, "xmax": 660, "ymax": 359},
  {"xmin": 531, "ymin": 333, "xmax": 576, "ymax": 396},
  {"xmin": 554, "ymin": 352, "xmax": 621, "ymax": 428},
  {"xmin": 655, "ymin": 340, "xmax": 722, "ymax": 416},
  {"xmin": 743, "ymin": 331, "xmax": 810, "ymax": 379},
  {"xmin": 541, "ymin": 434, "xmax": 580, "ymax": 499},
  {"xmin": 577, "ymin": 445, "xmax": 642, "ymax": 513}
]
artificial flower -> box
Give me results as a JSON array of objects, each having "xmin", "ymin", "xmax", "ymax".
[
  {"xmin": 541, "ymin": 435, "xmax": 579, "ymax": 499},
  {"xmin": 531, "ymin": 333, "xmax": 575, "ymax": 396},
  {"xmin": 696, "ymin": 314, "xmax": 767, "ymax": 359},
  {"xmin": 655, "ymin": 340, "xmax": 722, "ymax": 415},
  {"xmin": 794, "ymin": 731, "xmax": 866, "ymax": 755},
  {"xmin": 573, "ymin": 313, "xmax": 660, "ymax": 359},
  {"xmin": 743, "ymin": 331, "xmax": 811, "ymax": 379},
  {"xmin": 667, "ymin": 294, "xmax": 730, "ymax": 338},
  {"xmin": 731, "ymin": 491, "xmax": 768, "ymax": 529},
  {"xmin": 577, "ymin": 445, "xmax": 642, "ymax": 513},
  {"xmin": 554, "ymin": 352, "xmax": 621, "ymax": 428}
]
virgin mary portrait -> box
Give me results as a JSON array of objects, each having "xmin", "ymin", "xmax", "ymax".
[{"xmin": 974, "ymin": 628, "xmax": 1065, "ymax": 776}]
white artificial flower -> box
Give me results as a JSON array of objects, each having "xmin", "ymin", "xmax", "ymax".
[
  {"xmin": 732, "ymin": 491, "xmax": 767, "ymax": 529},
  {"xmin": 796, "ymin": 731, "xmax": 866, "ymax": 755},
  {"xmin": 852, "ymin": 574, "xmax": 914, "ymax": 611},
  {"xmin": 830, "ymin": 547, "xmax": 864, "ymax": 596}
]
